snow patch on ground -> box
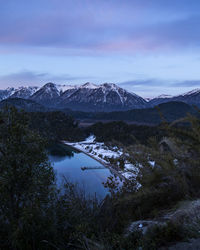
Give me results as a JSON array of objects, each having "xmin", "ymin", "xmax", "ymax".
[{"xmin": 64, "ymin": 135, "xmax": 140, "ymax": 181}]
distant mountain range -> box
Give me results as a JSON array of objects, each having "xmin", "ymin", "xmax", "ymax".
[
  {"xmin": 0, "ymin": 86, "xmax": 39, "ymax": 101},
  {"xmin": 0, "ymin": 82, "xmax": 147, "ymax": 111},
  {"xmin": 148, "ymin": 89, "xmax": 200, "ymax": 107},
  {"xmin": 0, "ymin": 82, "xmax": 200, "ymax": 112}
]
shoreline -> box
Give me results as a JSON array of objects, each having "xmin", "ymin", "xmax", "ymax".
[{"xmin": 63, "ymin": 141, "xmax": 126, "ymax": 181}]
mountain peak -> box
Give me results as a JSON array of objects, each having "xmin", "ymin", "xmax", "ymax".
[
  {"xmin": 10, "ymin": 86, "xmax": 39, "ymax": 99},
  {"xmin": 149, "ymin": 88, "xmax": 200, "ymax": 107},
  {"xmin": 102, "ymin": 83, "xmax": 118, "ymax": 89},
  {"xmin": 81, "ymin": 82, "xmax": 99, "ymax": 89},
  {"xmin": 30, "ymin": 82, "xmax": 60, "ymax": 105},
  {"xmin": 43, "ymin": 82, "xmax": 56, "ymax": 88},
  {"xmin": 41, "ymin": 82, "xmax": 59, "ymax": 93},
  {"xmin": 57, "ymin": 82, "xmax": 146, "ymax": 111},
  {"xmin": 0, "ymin": 82, "xmax": 147, "ymax": 111}
]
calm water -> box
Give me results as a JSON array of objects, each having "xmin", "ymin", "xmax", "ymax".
[{"xmin": 49, "ymin": 144, "xmax": 112, "ymax": 198}]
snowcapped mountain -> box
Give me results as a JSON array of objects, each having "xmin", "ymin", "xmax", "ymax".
[
  {"xmin": 56, "ymin": 84, "xmax": 77, "ymax": 93},
  {"xmin": 0, "ymin": 87, "xmax": 16, "ymax": 101},
  {"xmin": 30, "ymin": 83, "xmax": 60, "ymax": 105},
  {"xmin": 1, "ymin": 83, "xmax": 199, "ymax": 112},
  {"xmin": 0, "ymin": 86, "xmax": 38, "ymax": 101},
  {"xmin": 79, "ymin": 82, "xmax": 99, "ymax": 89},
  {"xmin": 28, "ymin": 82, "xmax": 147, "ymax": 111},
  {"xmin": 149, "ymin": 89, "xmax": 200, "ymax": 107},
  {"xmin": 10, "ymin": 86, "xmax": 39, "ymax": 99},
  {"xmin": 173, "ymin": 88, "xmax": 200, "ymax": 106},
  {"xmin": 57, "ymin": 82, "xmax": 147, "ymax": 111},
  {"xmin": 148, "ymin": 94, "xmax": 174, "ymax": 106},
  {"xmin": 181, "ymin": 88, "xmax": 200, "ymax": 96}
]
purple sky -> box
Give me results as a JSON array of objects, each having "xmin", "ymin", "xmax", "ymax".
[{"xmin": 0, "ymin": 0, "xmax": 200, "ymax": 97}]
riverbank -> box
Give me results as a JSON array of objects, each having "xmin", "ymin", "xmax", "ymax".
[
  {"xmin": 64, "ymin": 141, "xmax": 126, "ymax": 181},
  {"xmin": 63, "ymin": 136, "xmax": 139, "ymax": 182}
]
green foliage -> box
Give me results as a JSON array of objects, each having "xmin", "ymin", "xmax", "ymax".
[
  {"xmin": 99, "ymin": 231, "xmax": 142, "ymax": 250},
  {"xmin": 100, "ymin": 222, "xmax": 188, "ymax": 250},
  {"xmin": 0, "ymin": 107, "xmax": 56, "ymax": 249},
  {"xmin": 101, "ymin": 112, "xmax": 200, "ymax": 247},
  {"xmin": 28, "ymin": 111, "xmax": 86, "ymax": 143},
  {"xmin": 140, "ymin": 222, "xmax": 189, "ymax": 249},
  {"xmin": 1, "ymin": 106, "xmax": 200, "ymax": 249},
  {"xmin": 0, "ymin": 107, "xmax": 106, "ymax": 249},
  {"xmin": 87, "ymin": 121, "xmax": 166, "ymax": 146},
  {"xmin": 67, "ymin": 101, "xmax": 198, "ymax": 124},
  {"xmin": 47, "ymin": 143, "xmax": 74, "ymax": 157}
]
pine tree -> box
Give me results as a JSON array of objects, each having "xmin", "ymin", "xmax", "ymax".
[{"xmin": 0, "ymin": 107, "xmax": 55, "ymax": 249}]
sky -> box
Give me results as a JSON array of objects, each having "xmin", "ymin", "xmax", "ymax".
[{"xmin": 0, "ymin": 0, "xmax": 200, "ymax": 97}]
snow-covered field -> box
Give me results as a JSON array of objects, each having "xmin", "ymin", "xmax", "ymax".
[{"xmin": 64, "ymin": 135, "xmax": 139, "ymax": 180}]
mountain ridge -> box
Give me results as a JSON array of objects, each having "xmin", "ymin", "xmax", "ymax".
[
  {"xmin": 0, "ymin": 83, "xmax": 200, "ymax": 111},
  {"xmin": 0, "ymin": 82, "xmax": 147, "ymax": 111},
  {"xmin": 149, "ymin": 88, "xmax": 200, "ymax": 107}
]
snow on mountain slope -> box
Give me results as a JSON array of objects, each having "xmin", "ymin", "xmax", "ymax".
[
  {"xmin": 58, "ymin": 82, "xmax": 147, "ymax": 111},
  {"xmin": 149, "ymin": 89, "xmax": 200, "ymax": 107},
  {"xmin": 10, "ymin": 86, "xmax": 39, "ymax": 99},
  {"xmin": 80, "ymin": 82, "xmax": 99, "ymax": 89},
  {"xmin": 0, "ymin": 82, "xmax": 147, "ymax": 111},
  {"xmin": 56, "ymin": 84, "xmax": 77, "ymax": 93},
  {"xmin": 2, "ymin": 82, "xmax": 200, "ymax": 111},
  {"xmin": 0, "ymin": 86, "xmax": 39, "ymax": 101},
  {"xmin": 30, "ymin": 83, "xmax": 60, "ymax": 105},
  {"xmin": 0, "ymin": 87, "xmax": 16, "ymax": 101},
  {"xmin": 172, "ymin": 88, "xmax": 200, "ymax": 106},
  {"xmin": 181, "ymin": 88, "xmax": 200, "ymax": 96}
]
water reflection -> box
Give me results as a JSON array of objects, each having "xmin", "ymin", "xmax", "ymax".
[
  {"xmin": 49, "ymin": 144, "xmax": 112, "ymax": 198},
  {"xmin": 48, "ymin": 143, "xmax": 77, "ymax": 158}
]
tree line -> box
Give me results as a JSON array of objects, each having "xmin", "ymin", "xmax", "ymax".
[{"xmin": 0, "ymin": 106, "xmax": 200, "ymax": 249}]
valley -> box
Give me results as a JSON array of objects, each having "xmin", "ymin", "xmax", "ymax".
[
  {"xmin": 0, "ymin": 82, "xmax": 200, "ymax": 250},
  {"xmin": 1, "ymin": 0, "xmax": 200, "ymax": 248}
]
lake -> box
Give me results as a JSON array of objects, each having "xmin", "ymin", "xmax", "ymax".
[{"xmin": 49, "ymin": 144, "xmax": 113, "ymax": 199}]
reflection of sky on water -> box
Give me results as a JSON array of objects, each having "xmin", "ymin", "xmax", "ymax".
[
  {"xmin": 49, "ymin": 146, "xmax": 113, "ymax": 198},
  {"xmin": 49, "ymin": 155, "xmax": 67, "ymax": 163}
]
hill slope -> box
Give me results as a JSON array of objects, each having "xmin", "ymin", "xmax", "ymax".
[{"xmin": 66, "ymin": 101, "xmax": 197, "ymax": 125}]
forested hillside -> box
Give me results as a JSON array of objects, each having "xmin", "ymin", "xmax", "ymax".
[
  {"xmin": 64, "ymin": 101, "xmax": 198, "ymax": 124},
  {"xmin": 27, "ymin": 111, "xmax": 86, "ymax": 142},
  {"xmin": 1, "ymin": 107, "xmax": 200, "ymax": 249},
  {"xmin": 86, "ymin": 121, "xmax": 166, "ymax": 145}
]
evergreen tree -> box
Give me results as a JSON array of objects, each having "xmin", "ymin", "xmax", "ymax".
[{"xmin": 0, "ymin": 107, "xmax": 55, "ymax": 249}]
